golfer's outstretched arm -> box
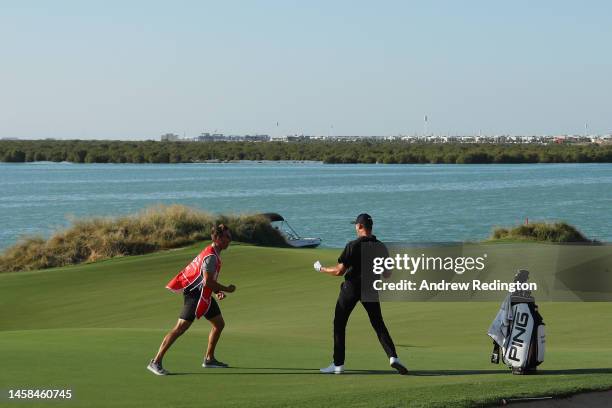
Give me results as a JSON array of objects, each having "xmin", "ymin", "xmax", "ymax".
[
  {"xmin": 314, "ymin": 243, "xmax": 350, "ymax": 276},
  {"xmin": 319, "ymin": 263, "xmax": 347, "ymax": 276}
]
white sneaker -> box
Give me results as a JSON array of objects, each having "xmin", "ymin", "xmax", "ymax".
[
  {"xmin": 147, "ymin": 360, "xmax": 169, "ymax": 376},
  {"xmin": 202, "ymin": 358, "xmax": 229, "ymax": 368},
  {"xmin": 390, "ymin": 357, "xmax": 408, "ymax": 375},
  {"xmin": 320, "ymin": 363, "xmax": 344, "ymax": 374}
]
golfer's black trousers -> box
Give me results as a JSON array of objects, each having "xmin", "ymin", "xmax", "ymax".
[{"xmin": 333, "ymin": 280, "xmax": 397, "ymax": 366}]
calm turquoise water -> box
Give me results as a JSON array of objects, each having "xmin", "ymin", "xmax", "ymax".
[{"xmin": 0, "ymin": 162, "xmax": 611, "ymax": 249}]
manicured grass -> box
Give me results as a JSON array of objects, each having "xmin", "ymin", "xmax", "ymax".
[{"xmin": 1, "ymin": 243, "xmax": 611, "ymax": 407}]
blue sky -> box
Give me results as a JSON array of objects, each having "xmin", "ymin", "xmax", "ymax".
[{"xmin": 1, "ymin": 1, "xmax": 611, "ymax": 139}]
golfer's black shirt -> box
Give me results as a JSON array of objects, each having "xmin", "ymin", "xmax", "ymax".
[{"xmin": 338, "ymin": 235, "xmax": 389, "ymax": 285}]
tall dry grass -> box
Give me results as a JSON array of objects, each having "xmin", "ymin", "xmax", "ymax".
[
  {"xmin": 0, "ymin": 205, "xmax": 286, "ymax": 272},
  {"xmin": 490, "ymin": 221, "xmax": 593, "ymax": 243}
]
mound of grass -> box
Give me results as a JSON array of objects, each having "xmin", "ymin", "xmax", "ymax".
[
  {"xmin": 490, "ymin": 221, "xmax": 593, "ymax": 243},
  {"xmin": 0, "ymin": 205, "xmax": 285, "ymax": 272}
]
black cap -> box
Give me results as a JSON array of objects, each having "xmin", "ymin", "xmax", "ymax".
[{"xmin": 351, "ymin": 213, "xmax": 373, "ymax": 229}]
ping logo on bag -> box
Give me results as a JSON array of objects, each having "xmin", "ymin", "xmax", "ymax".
[
  {"xmin": 503, "ymin": 303, "xmax": 535, "ymax": 369},
  {"xmin": 507, "ymin": 311, "xmax": 529, "ymax": 362}
]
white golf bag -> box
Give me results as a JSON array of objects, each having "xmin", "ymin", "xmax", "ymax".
[{"xmin": 487, "ymin": 270, "xmax": 546, "ymax": 374}]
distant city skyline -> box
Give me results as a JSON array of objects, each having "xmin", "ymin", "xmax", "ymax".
[{"xmin": 2, "ymin": 1, "xmax": 611, "ymax": 140}]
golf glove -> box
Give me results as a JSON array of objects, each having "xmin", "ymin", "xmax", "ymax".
[{"xmin": 314, "ymin": 260, "xmax": 322, "ymax": 272}]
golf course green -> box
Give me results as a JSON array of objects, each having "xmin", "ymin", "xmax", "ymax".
[{"xmin": 1, "ymin": 243, "xmax": 611, "ymax": 407}]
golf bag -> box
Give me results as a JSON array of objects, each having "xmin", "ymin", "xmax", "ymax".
[{"xmin": 488, "ymin": 270, "xmax": 546, "ymax": 375}]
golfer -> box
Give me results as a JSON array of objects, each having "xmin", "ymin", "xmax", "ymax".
[
  {"xmin": 147, "ymin": 224, "xmax": 236, "ymax": 375},
  {"xmin": 314, "ymin": 214, "xmax": 408, "ymax": 375}
]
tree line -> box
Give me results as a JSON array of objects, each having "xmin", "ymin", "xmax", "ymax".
[{"xmin": 1, "ymin": 139, "xmax": 612, "ymax": 164}]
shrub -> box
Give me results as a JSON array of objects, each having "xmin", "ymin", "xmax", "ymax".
[
  {"xmin": 489, "ymin": 222, "xmax": 593, "ymax": 243},
  {"xmin": 0, "ymin": 205, "xmax": 286, "ymax": 272}
]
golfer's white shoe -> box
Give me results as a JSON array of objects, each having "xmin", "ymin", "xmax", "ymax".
[
  {"xmin": 320, "ymin": 363, "xmax": 344, "ymax": 374},
  {"xmin": 390, "ymin": 357, "xmax": 408, "ymax": 375}
]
